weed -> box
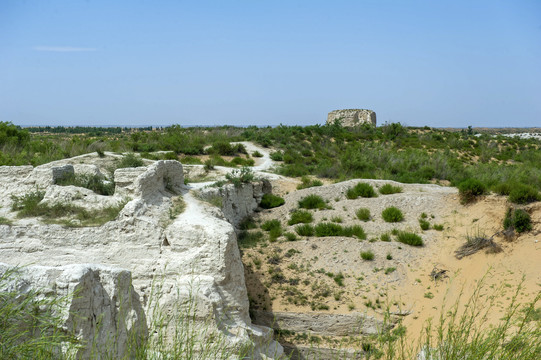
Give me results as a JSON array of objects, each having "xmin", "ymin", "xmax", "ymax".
[
  {"xmin": 260, "ymin": 193, "xmax": 285, "ymax": 209},
  {"xmin": 225, "ymin": 166, "xmax": 255, "ymax": 187},
  {"xmin": 361, "ymin": 250, "xmax": 375, "ymax": 261},
  {"xmin": 455, "ymin": 231, "xmax": 502, "ymax": 259},
  {"xmin": 331, "ymin": 216, "xmax": 343, "ymax": 223},
  {"xmin": 298, "ymin": 194, "xmax": 327, "ymax": 210},
  {"xmin": 284, "ymin": 232, "xmax": 297, "ymax": 241},
  {"xmin": 433, "ymin": 224, "xmax": 444, "ymax": 231},
  {"xmin": 386, "ymin": 253, "xmax": 393, "ymax": 260},
  {"xmin": 504, "ymin": 208, "xmax": 532, "ymax": 233},
  {"xmin": 379, "ymin": 183, "xmax": 402, "ymax": 195},
  {"xmin": 346, "ymin": 182, "xmax": 377, "ymax": 199},
  {"xmin": 419, "ymin": 218, "xmax": 430, "ymax": 230},
  {"xmin": 297, "ymin": 176, "xmax": 323, "ymax": 190},
  {"xmin": 458, "ymin": 178, "xmax": 486, "ymax": 204},
  {"xmin": 396, "ymin": 231, "xmax": 424, "ymax": 246},
  {"xmin": 295, "ymin": 224, "xmax": 315, "ymax": 237},
  {"xmin": 356, "ymin": 207, "xmax": 371, "ymax": 221},
  {"xmin": 288, "ymin": 210, "xmax": 313, "ymax": 225},
  {"xmin": 380, "ymin": 233, "xmax": 391, "ymax": 242},
  {"xmin": 384, "ymin": 267, "xmax": 396, "ymax": 274},
  {"xmin": 333, "ymin": 272, "xmax": 345, "ymax": 287},
  {"xmin": 382, "ymin": 206, "xmax": 404, "ymax": 222}
]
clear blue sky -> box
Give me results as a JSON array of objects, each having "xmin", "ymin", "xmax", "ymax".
[{"xmin": 1, "ymin": 0, "xmax": 540, "ymax": 127}]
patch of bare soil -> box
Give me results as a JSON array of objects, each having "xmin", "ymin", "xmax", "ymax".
[{"xmin": 242, "ymin": 179, "xmax": 541, "ymax": 351}]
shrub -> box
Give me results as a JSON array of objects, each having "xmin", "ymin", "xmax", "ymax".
[
  {"xmin": 419, "ymin": 218, "xmax": 430, "ymax": 230},
  {"xmin": 382, "ymin": 207, "xmax": 404, "ymax": 222},
  {"xmin": 333, "ymin": 272, "xmax": 345, "ymax": 286},
  {"xmin": 260, "ymin": 193, "xmax": 285, "ymax": 209},
  {"xmin": 298, "ymin": 194, "xmax": 327, "ymax": 210},
  {"xmin": 261, "ymin": 219, "xmax": 281, "ymax": 232},
  {"xmin": 238, "ymin": 217, "xmax": 257, "ymax": 230},
  {"xmin": 331, "ymin": 216, "xmax": 343, "ymax": 223},
  {"xmin": 379, "ymin": 183, "xmax": 402, "ymax": 195},
  {"xmin": 356, "ymin": 208, "xmax": 371, "ymax": 221},
  {"xmin": 342, "ymin": 225, "xmax": 366, "ymax": 239},
  {"xmin": 396, "ymin": 231, "xmax": 424, "ymax": 246},
  {"xmin": 288, "ymin": 210, "xmax": 313, "ymax": 225},
  {"xmin": 433, "ymin": 224, "xmax": 444, "ymax": 231},
  {"xmin": 381, "ymin": 233, "xmax": 391, "ymax": 242},
  {"xmin": 346, "ymin": 182, "xmax": 377, "ymax": 199},
  {"xmin": 225, "ymin": 166, "xmax": 254, "ymax": 187},
  {"xmin": 10, "ymin": 190, "xmax": 45, "ymax": 216},
  {"xmin": 252, "ymin": 151, "xmax": 263, "ymax": 157},
  {"xmin": 56, "ymin": 173, "xmax": 114, "ymax": 196},
  {"xmin": 295, "ymin": 224, "xmax": 314, "ymax": 236},
  {"xmin": 314, "ymin": 222, "xmax": 343, "ymax": 237},
  {"xmin": 297, "ymin": 176, "xmax": 323, "ymax": 190},
  {"xmin": 458, "ymin": 178, "xmax": 486, "ymax": 204},
  {"xmin": 238, "ymin": 231, "xmax": 265, "ymax": 248},
  {"xmin": 117, "ymin": 153, "xmax": 144, "ymax": 168},
  {"xmin": 284, "ymin": 232, "xmax": 297, "ymax": 241},
  {"xmin": 504, "ymin": 208, "xmax": 532, "ymax": 233},
  {"xmin": 361, "ymin": 250, "xmax": 375, "ymax": 261},
  {"xmin": 269, "ymin": 151, "xmax": 283, "ymax": 161},
  {"xmin": 508, "ymin": 184, "xmax": 540, "ymax": 204}
]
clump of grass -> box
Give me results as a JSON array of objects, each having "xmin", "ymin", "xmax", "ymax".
[
  {"xmin": 225, "ymin": 166, "xmax": 255, "ymax": 187},
  {"xmin": 458, "ymin": 178, "xmax": 486, "ymax": 204},
  {"xmin": 297, "ymin": 176, "xmax": 323, "ymax": 190},
  {"xmin": 396, "ymin": 231, "xmax": 424, "ymax": 246},
  {"xmin": 379, "ymin": 183, "xmax": 402, "ymax": 195},
  {"xmin": 238, "ymin": 230, "xmax": 265, "ymax": 248},
  {"xmin": 346, "ymin": 182, "xmax": 378, "ymax": 199},
  {"xmin": 314, "ymin": 223, "xmax": 366, "ymax": 239},
  {"xmin": 252, "ymin": 150, "xmax": 263, "ymax": 157},
  {"xmin": 331, "ymin": 216, "xmax": 343, "ymax": 223},
  {"xmin": 56, "ymin": 173, "xmax": 115, "ymax": 196},
  {"xmin": 419, "ymin": 218, "xmax": 430, "ymax": 230},
  {"xmin": 380, "ymin": 233, "xmax": 391, "ymax": 242},
  {"xmin": 455, "ymin": 231, "xmax": 502, "ymax": 259},
  {"xmin": 117, "ymin": 153, "xmax": 144, "ymax": 168},
  {"xmin": 0, "ymin": 216, "xmax": 12, "ymax": 225},
  {"xmin": 261, "ymin": 219, "xmax": 281, "ymax": 231},
  {"xmin": 503, "ymin": 208, "xmax": 532, "ymax": 233},
  {"xmin": 333, "ymin": 272, "xmax": 345, "ymax": 287},
  {"xmin": 288, "ymin": 210, "xmax": 313, "ymax": 225},
  {"xmin": 295, "ymin": 224, "xmax": 315, "ymax": 237},
  {"xmin": 238, "ymin": 217, "xmax": 257, "ymax": 230},
  {"xmin": 259, "ymin": 193, "xmax": 285, "ymax": 209},
  {"xmin": 508, "ymin": 184, "xmax": 540, "ymax": 204},
  {"xmin": 356, "ymin": 207, "xmax": 371, "ymax": 221},
  {"xmin": 433, "ymin": 224, "xmax": 444, "ymax": 231},
  {"xmin": 284, "ymin": 232, "xmax": 297, "ymax": 241},
  {"xmin": 384, "ymin": 267, "xmax": 396, "ymax": 274},
  {"xmin": 269, "ymin": 151, "xmax": 283, "ymax": 161},
  {"xmin": 361, "ymin": 250, "xmax": 375, "ymax": 261},
  {"xmin": 382, "ymin": 206, "xmax": 404, "ymax": 222},
  {"xmin": 298, "ymin": 194, "xmax": 328, "ymax": 210}
]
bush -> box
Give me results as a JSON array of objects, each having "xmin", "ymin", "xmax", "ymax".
[
  {"xmin": 297, "ymin": 176, "xmax": 323, "ymax": 190},
  {"xmin": 433, "ymin": 224, "xmax": 444, "ymax": 231},
  {"xmin": 342, "ymin": 225, "xmax": 366, "ymax": 239},
  {"xmin": 419, "ymin": 218, "xmax": 430, "ymax": 230},
  {"xmin": 380, "ymin": 233, "xmax": 391, "ymax": 242},
  {"xmin": 56, "ymin": 173, "xmax": 114, "ymax": 196},
  {"xmin": 288, "ymin": 210, "xmax": 313, "ymax": 225},
  {"xmin": 298, "ymin": 194, "xmax": 327, "ymax": 210},
  {"xmin": 314, "ymin": 222, "xmax": 343, "ymax": 237},
  {"xmin": 117, "ymin": 153, "xmax": 144, "ymax": 168},
  {"xmin": 508, "ymin": 184, "xmax": 540, "ymax": 204},
  {"xmin": 379, "ymin": 183, "xmax": 402, "ymax": 195},
  {"xmin": 260, "ymin": 193, "xmax": 285, "ymax": 209},
  {"xmin": 284, "ymin": 232, "xmax": 297, "ymax": 241},
  {"xmin": 396, "ymin": 231, "xmax": 424, "ymax": 246},
  {"xmin": 269, "ymin": 151, "xmax": 283, "ymax": 161},
  {"xmin": 504, "ymin": 208, "xmax": 532, "ymax": 233},
  {"xmin": 261, "ymin": 219, "xmax": 281, "ymax": 231},
  {"xmin": 295, "ymin": 224, "xmax": 314, "ymax": 236},
  {"xmin": 346, "ymin": 182, "xmax": 377, "ymax": 199},
  {"xmin": 382, "ymin": 207, "xmax": 404, "ymax": 222},
  {"xmin": 225, "ymin": 167, "xmax": 254, "ymax": 187},
  {"xmin": 238, "ymin": 230, "xmax": 265, "ymax": 248},
  {"xmin": 361, "ymin": 250, "xmax": 375, "ymax": 261},
  {"xmin": 458, "ymin": 178, "xmax": 486, "ymax": 204},
  {"xmin": 252, "ymin": 151, "xmax": 263, "ymax": 157},
  {"xmin": 356, "ymin": 208, "xmax": 371, "ymax": 221}
]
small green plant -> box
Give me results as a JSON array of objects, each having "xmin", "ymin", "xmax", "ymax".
[
  {"xmin": 0, "ymin": 216, "xmax": 12, "ymax": 225},
  {"xmin": 117, "ymin": 153, "xmax": 144, "ymax": 168},
  {"xmin": 503, "ymin": 208, "xmax": 532, "ymax": 233},
  {"xmin": 356, "ymin": 208, "xmax": 371, "ymax": 221},
  {"xmin": 361, "ymin": 250, "xmax": 375, "ymax": 261},
  {"xmin": 288, "ymin": 210, "xmax": 313, "ymax": 225},
  {"xmin": 225, "ymin": 166, "xmax": 255, "ymax": 187},
  {"xmin": 396, "ymin": 231, "xmax": 424, "ymax": 246},
  {"xmin": 508, "ymin": 184, "xmax": 540, "ymax": 204},
  {"xmin": 238, "ymin": 230, "xmax": 265, "ymax": 248},
  {"xmin": 458, "ymin": 178, "xmax": 486, "ymax": 204},
  {"xmin": 298, "ymin": 194, "xmax": 327, "ymax": 210},
  {"xmin": 260, "ymin": 193, "xmax": 285, "ymax": 209},
  {"xmin": 297, "ymin": 176, "xmax": 323, "ymax": 190},
  {"xmin": 424, "ymin": 291, "xmax": 434, "ymax": 299},
  {"xmin": 384, "ymin": 267, "xmax": 396, "ymax": 274},
  {"xmin": 331, "ymin": 216, "xmax": 343, "ymax": 223},
  {"xmin": 386, "ymin": 253, "xmax": 393, "ymax": 260},
  {"xmin": 269, "ymin": 151, "xmax": 283, "ymax": 161},
  {"xmin": 433, "ymin": 224, "xmax": 444, "ymax": 231},
  {"xmin": 333, "ymin": 272, "xmax": 345, "ymax": 287},
  {"xmin": 56, "ymin": 173, "xmax": 115, "ymax": 196},
  {"xmin": 380, "ymin": 233, "xmax": 391, "ymax": 242},
  {"xmin": 346, "ymin": 182, "xmax": 377, "ymax": 199},
  {"xmin": 379, "ymin": 183, "xmax": 402, "ymax": 195},
  {"xmin": 261, "ymin": 219, "xmax": 281, "ymax": 231},
  {"xmin": 382, "ymin": 206, "xmax": 404, "ymax": 222},
  {"xmin": 419, "ymin": 218, "xmax": 430, "ymax": 230},
  {"xmin": 252, "ymin": 150, "xmax": 263, "ymax": 157},
  {"xmin": 295, "ymin": 224, "xmax": 315, "ymax": 237},
  {"xmin": 238, "ymin": 217, "xmax": 257, "ymax": 230},
  {"xmin": 313, "ymin": 223, "xmax": 366, "ymax": 239},
  {"xmin": 284, "ymin": 232, "xmax": 297, "ymax": 241}
]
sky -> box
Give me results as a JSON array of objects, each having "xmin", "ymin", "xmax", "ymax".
[{"xmin": 1, "ymin": 0, "xmax": 540, "ymax": 128}]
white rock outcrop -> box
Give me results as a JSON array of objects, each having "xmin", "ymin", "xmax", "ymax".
[
  {"xmin": 0, "ymin": 263, "xmax": 147, "ymax": 360},
  {"xmin": 327, "ymin": 109, "xmax": 376, "ymax": 127},
  {"xmin": 0, "ymin": 155, "xmax": 282, "ymax": 359}
]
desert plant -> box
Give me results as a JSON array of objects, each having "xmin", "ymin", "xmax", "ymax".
[
  {"xmin": 284, "ymin": 232, "xmax": 297, "ymax": 241},
  {"xmin": 295, "ymin": 224, "xmax": 314, "ymax": 237},
  {"xmin": 382, "ymin": 207, "xmax": 404, "ymax": 222},
  {"xmin": 298, "ymin": 194, "xmax": 327, "ymax": 210},
  {"xmin": 504, "ymin": 208, "xmax": 532, "ymax": 233},
  {"xmin": 117, "ymin": 153, "xmax": 144, "ymax": 168},
  {"xmin": 455, "ymin": 231, "xmax": 502, "ymax": 259},
  {"xmin": 356, "ymin": 208, "xmax": 371, "ymax": 221},
  {"xmin": 297, "ymin": 176, "xmax": 323, "ymax": 190},
  {"xmin": 314, "ymin": 222, "xmax": 343, "ymax": 237},
  {"xmin": 458, "ymin": 178, "xmax": 486, "ymax": 204},
  {"xmin": 269, "ymin": 151, "xmax": 283, "ymax": 161},
  {"xmin": 396, "ymin": 231, "xmax": 424, "ymax": 246},
  {"xmin": 380, "ymin": 233, "xmax": 391, "ymax": 242},
  {"xmin": 261, "ymin": 219, "xmax": 281, "ymax": 232},
  {"xmin": 237, "ymin": 231, "xmax": 265, "ymax": 248},
  {"xmin": 252, "ymin": 151, "xmax": 263, "ymax": 157},
  {"xmin": 379, "ymin": 183, "xmax": 402, "ymax": 195},
  {"xmin": 56, "ymin": 173, "xmax": 115, "ymax": 196},
  {"xmin": 419, "ymin": 218, "xmax": 430, "ymax": 230},
  {"xmin": 259, "ymin": 193, "xmax": 285, "ymax": 209},
  {"xmin": 346, "ymin": 182, "xmax": 377, "ymax": 199},
  {"xmin": 288, "ymin": 210, "xmax": 313, "ymax": 225},
  {"xmin": 508, "ymin": 184, "xmax": 540, "ymax": 204},
  {"xmin": 361, "ymin": 250, "xmax": 375, "ymax": 261},
  {"xmin": 433, "ymin": 224, "xmax": 444, "ymax": 231},
  {"xmin": 225, "ymin": 167, "xmax": 254, "ymax": 187}
]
